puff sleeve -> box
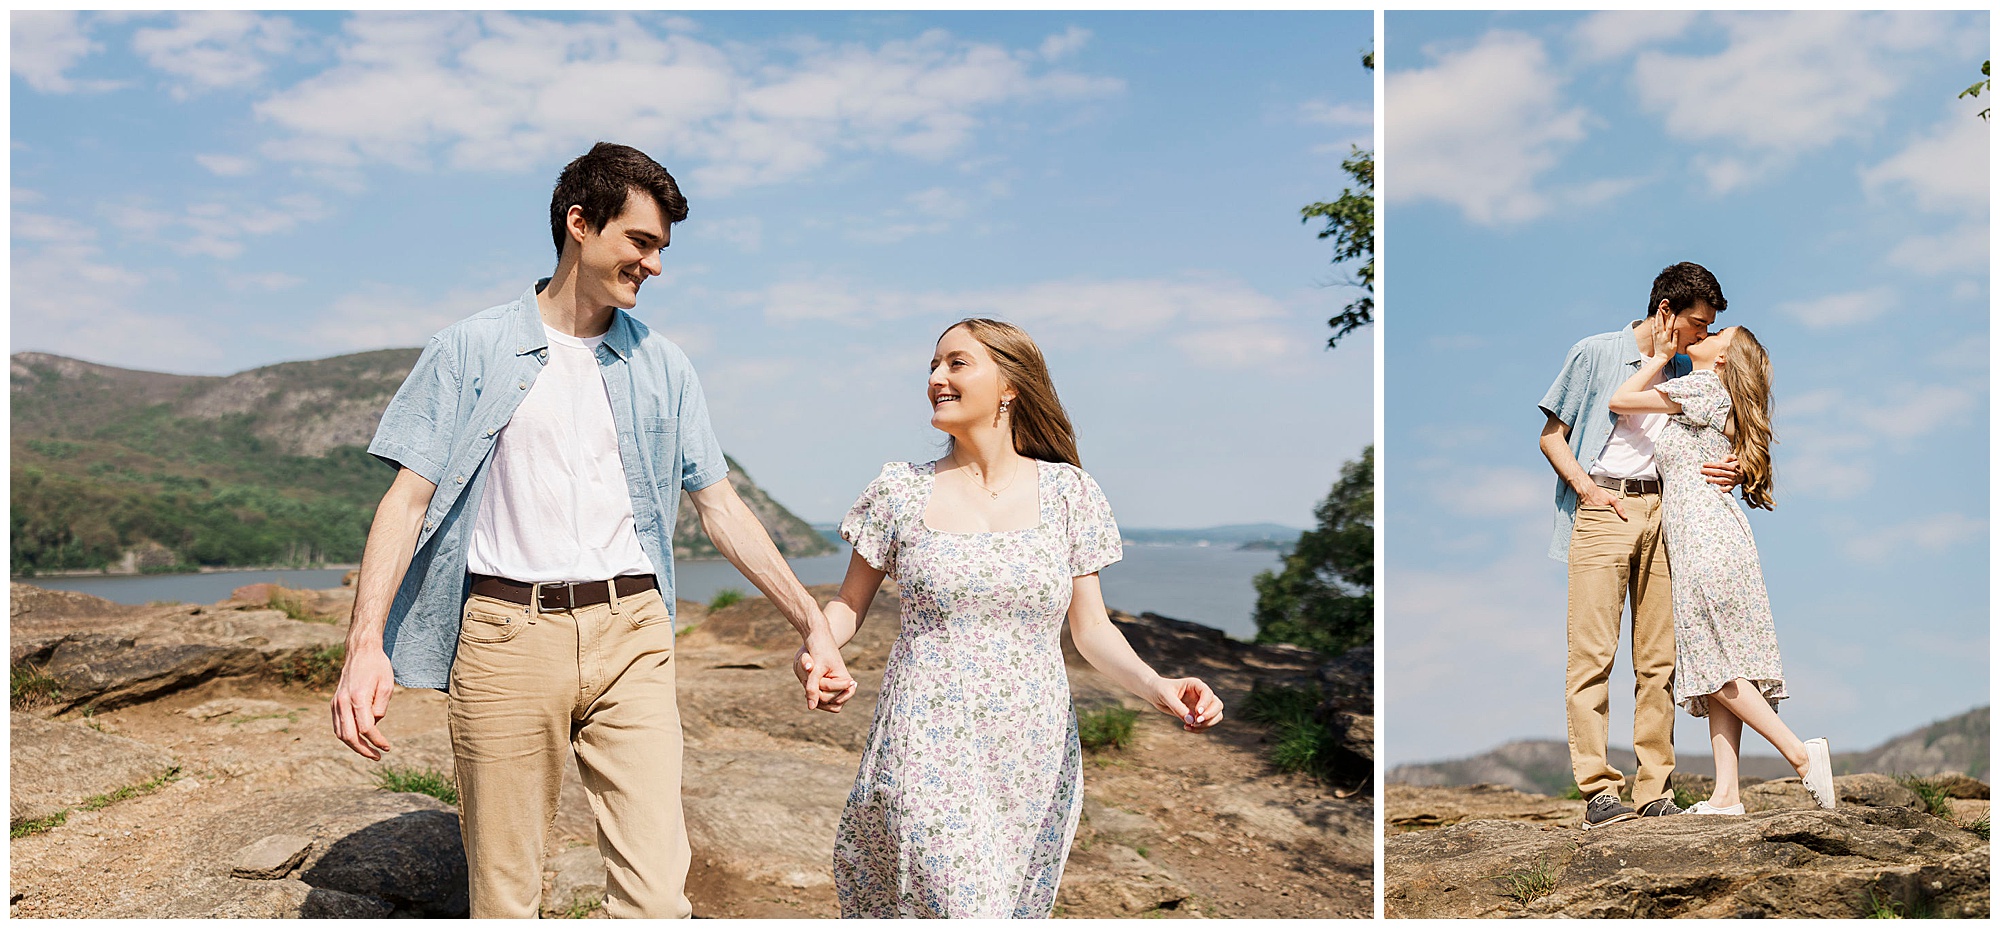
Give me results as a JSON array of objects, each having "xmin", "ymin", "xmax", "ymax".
[
  {"xmin": 1065, "ymin": 466, "xmax": 1123, "ymax": 577},
  {"xmin": 839, "ymin": 463, "xmax": 905, "ymax": 574},
  {"xmin": 1659, "ymin": 374, "xmax": 1730, "ymax": 429}
]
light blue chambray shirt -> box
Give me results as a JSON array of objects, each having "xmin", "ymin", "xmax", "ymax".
[
  {"xmin": 367, "ymin": 281, "xmax": 729, "ymax": 689},
  {"xmin": 1536, "ymin": 321, "xmax": 1690, "ymax": 562}
]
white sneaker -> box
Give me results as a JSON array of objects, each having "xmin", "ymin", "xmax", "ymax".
[
  {"xmin": 1801, "ymin": 738, "xmax": 1837, "ymax": 811},
  {"xmin": 1687, "ymin": 799, "xmax": 1744, "ymax": 815}
]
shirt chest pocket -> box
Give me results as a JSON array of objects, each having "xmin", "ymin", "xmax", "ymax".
[{"xmin": 640, "ymin": 416, "xmax": 682, "ymax": 491}]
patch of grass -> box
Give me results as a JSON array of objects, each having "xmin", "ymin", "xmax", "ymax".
[
  {"xmin": 1557, "ymin": 784, "xmax": 1584, "ymax": 801},
  {"xmin": 1894, "ymin": 774, "xmax": 1955, "ymax": 820},
  {"xmin": 1134, "ymin": 844, "xmax": 1149, "ymax": 858},
  {"xmin": 1965, "ymin": 816, "xmax": 1989, "ymax": 840},
  {"xmin": 374, "ymin": 765, "xmax": 459, "ymax": 806},
  {"xmin": 267, "ymin": 586, "xmax": 331, "ymax": 623},
  {"xmin": 1864, "ymin": 887, "xmax": 1938, "ymax": 919},
  {"xmin": 1672, "ymin": 785, "xmax": 1705, "ymax": 810},
  {"xmin": 80, "ymin": 766, "xmax": 181, "ymax": 811},
  {"xmin": 10, "ymin": 662, "xmax": 64, "ymax": 709},
  {"xmin": 12, "ymin": 766, "xmax": 182, "ymax": 838},
  {"xmin": 707, "ymin": 588, "xmax": 745, "ymax": 611},
  {"xmin": 1493, "ymin": 857, "xmax": 1560, "ymax": 905},
  {"xmin": 558, "ymin": 894, "xmax": 603, "ymax": 919},
  {"xmin": 1241, "ymin": 682, "xmax": 1320, "ymax": 726},
  {"xmin": 1078, "ymin": 705, "xmax": 1140, "ymax": 752},
  {"xmin": 277, "ymin": 643, "xmax": 345, "ymax": 690},
  {"xmin": 1242, "ymin": 682, "xmax": 1346, "ymax": 785}
]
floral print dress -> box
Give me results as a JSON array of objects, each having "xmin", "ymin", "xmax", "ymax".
[
  {"xmin": 1654, "ymin": 370, "xmax": 1787, "ymax": 717},
  {"xmin": 831, "ymin": 458, "xmax": 1122, "ymax": 918}
]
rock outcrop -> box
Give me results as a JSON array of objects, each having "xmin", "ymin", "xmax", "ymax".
[
  {"xmin": 1386, "ymin": 777, "xmax": 1991, "ymax": 918},
  {"xmin": 9, "ymin": 713, "xmax": 177, "ymax": 827}
]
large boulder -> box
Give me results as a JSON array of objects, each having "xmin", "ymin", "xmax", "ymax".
[
  {"xmin": 679, "ymin": 749, "xmax": 853, "ymax": 891},
  {"xmin": 10, "ymin": 712, "xmax": 178, "ymax": 827},
  {"xmin": 9, "ymin": 586, "xmax": 343, "ymax": 712},
  {"xmin": 1388, "ymin": 783, "xmax": 1583, "ymax": 831},
  {"xmin": 100, "ymin": 786, "xmax": 468, "ymax": 918},
  {"xmin": 1386, "ymin": 782, "xmax": 1990, "ymax": 918}
]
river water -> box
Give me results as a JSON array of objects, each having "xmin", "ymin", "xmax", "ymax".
[{"xmin": 19, "ymin": 543, "xmax": 1280, "ymax": 640}]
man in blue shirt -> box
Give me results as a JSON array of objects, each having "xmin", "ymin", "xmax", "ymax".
[
  {"xmin": 329, "ymin": 142, "xmax": 857, "ymax": 917},
  {"xmin": 1537, "ymin": 261, "xmax": 1739, "ymax": 829}
]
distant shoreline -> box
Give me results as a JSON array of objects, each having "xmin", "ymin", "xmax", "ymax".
[{"xmin": 12, "ymin": 563, "xmax": 362, "ymax": 581}]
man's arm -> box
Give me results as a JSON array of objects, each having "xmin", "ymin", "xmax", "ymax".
[
  {"xmin": 687, "ymin": 479, "xmax": 857, "ymax": 711},
  {"xmin": 330, "ymin": 466, "xmax": 436, "ymax": 759},
  {"xmin": 1539, "ymin": 412, "xmax": 1627, "ymax": 520}
]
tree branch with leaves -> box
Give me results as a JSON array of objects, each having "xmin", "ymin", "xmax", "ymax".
[
  {"xmin": 1302, "ymin": 49, "xmax": 1374, "ymax": 350},
  {"xmin": 1961, "ymin": 60, "xmax": 1990, "ymax": 120}
]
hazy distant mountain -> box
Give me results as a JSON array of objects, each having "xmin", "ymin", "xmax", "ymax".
[
  {"xmin": 1389, "ymin": 705, "xmax": 1989, "ymax": 795},
  {"xmin": 1120, "ymin": 523, "xmax": 1306, "ymax": 546},
  {"xmin": 10, "ymin": 350, "xmax": 831, "ymax": 575}
]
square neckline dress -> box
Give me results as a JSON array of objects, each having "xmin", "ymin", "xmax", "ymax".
[{"xmin": 831, "ymin": 458, "xmax": 1123, "ymax": 917}]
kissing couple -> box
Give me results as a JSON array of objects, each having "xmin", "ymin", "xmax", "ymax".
[
  {"xmin": 1538, "ymin": 261, "xmax": 1837, "ymax": 828},
  {"xmin": 329, "ymin": 141, "xmax": 1223, "ymax": 917}
]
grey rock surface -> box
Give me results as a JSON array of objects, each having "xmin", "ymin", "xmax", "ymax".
[{"xmin": 10, "ymin": 712, "xmax": 177, "ymax": 826}]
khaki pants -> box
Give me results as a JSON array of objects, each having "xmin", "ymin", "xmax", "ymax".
[
  {"xmin": 447, "ymin": 587, "xmax": 692, "ymax": 918},
  {"xmin": 1565, "ymin": 494, "xmax": 1676, "ymax": 806}
]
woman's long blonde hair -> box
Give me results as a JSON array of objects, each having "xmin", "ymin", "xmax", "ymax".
[
  {"xmin": 1719, "ymin": 327, "xmax": 1775, "ymax": 510},
  {"xmin": 939, "ymin": 318, "xmax": 1081, "ymax": 468}
]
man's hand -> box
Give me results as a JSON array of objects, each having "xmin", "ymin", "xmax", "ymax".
[
  {"xmin": 330, "ymin": 646, "xmax": 396, "ymax": 760},
  {"xmin": 1702, "ymin": 454, "xmax": 1743, "ymax": 490},
  {"xmin": 1577, "ymin": 483, "xmax": 1628, "ymax": 520},
  {"xmin": 796, "ymin": 634, "xmax": 858, "ymax": 713}
]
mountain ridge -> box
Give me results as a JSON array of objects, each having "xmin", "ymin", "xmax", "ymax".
[{"xmin": 10, "ymin": 350, "xmax": 832, "ymax": 575}]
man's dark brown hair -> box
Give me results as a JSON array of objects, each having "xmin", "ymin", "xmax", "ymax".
[
  {"xmin": 1646, "ymin": 261, "xmax": 1727, "ymax": 317},
  {"xmin": 549, "ymin": 142, "xmax": 689, "ymax": 261}
]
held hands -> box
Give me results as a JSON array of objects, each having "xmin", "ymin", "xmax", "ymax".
[
  {"xmin": 329, "ymin": 646, "xmax": 396, "ymax": 760},
  {"xmin": 794, "ymin": 639, "xmax": 859, "ymax": 713},
  {"xmin": 1145, "ymin": 676, "xmax": 1224, "ymax": 732}
]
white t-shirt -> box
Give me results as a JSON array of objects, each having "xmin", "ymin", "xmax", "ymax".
[
  {"xmin": 1590, "ymin": 359, "xmax": 1669, "ymax": 481},
  {"xmin": 466, "ymin": 325, "xmax": 655, "ymax": 583}
]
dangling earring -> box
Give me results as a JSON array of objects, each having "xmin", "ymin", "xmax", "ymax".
[{"xmin": 999, "ymin": 399, "xmax": 1010, "ymax": 415}]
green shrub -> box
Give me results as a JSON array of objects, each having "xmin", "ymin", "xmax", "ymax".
[
  {"xmin": 266, "ymin": 587, "xmax": 327, "ymax": 623},
  {"xmin": 1078, "ymin": 705, "xmax": 1140, "ymax": 752},
  {"xmin": 707, "ymin": 588, "xmax": 745, "ymax": 611},
  {"xmin": 278, "ymin": 644, "xmax": 346, "ymax": 690},
  {"xmin": 1966, "ymin": 816, "xmax": 1989, "ymax": 840},
  {"xmin": 374, "ymin": 766, "xmax": 459, "ymax": 806},
  {"xmin": 1242, "ymin": 682, "xmax": 1343, "ymax": 784},
  {"xmin": 1893, "ymin": 774, "xmax": 1954, "ymax": 820},
  {"xmin": 11, "ymin": 662, "xmax": 64, "ymax": 709},
  {"xmin": 1494, "ymin": 857, "xmax": 1560, "ymax": 904}
]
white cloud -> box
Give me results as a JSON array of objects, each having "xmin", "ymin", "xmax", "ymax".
[
  {"xmin": 1861, "ymin": 104, "xmax": 1990, "ymax": 216},
  {"xmin": 10, "ymin": 212, "xmax": 218, "ymax": 368},
  {"xmin": 109, "ymin": 194, "xmax": 328, "ymax": 259},
  {"xmin": 1632, "ymin": 11, "xmax": 1953, "ymax": 192},
  {"xmin": 296, "ymin": 280, "xmax": 523, "ymax": 353},
  {"xmin": 845, "ymin": 186, "xmax": 972, "ymax": 245},
  {"xmin": 195, "ymin": 153, "xmax": 259, "ymax": 176},
  {"xmin": 741, "ymin": 274, "xmax": 1304, "ymax": 370},
  {"xmin": 1571, "ymin": 11, "xmax": 1698, "ymax": 61},
  {"xmin": 11, "ymin": 11, "xmax": 119, "ymax": 93},
  {"xmin": 700, "ymin": 216, "xmax": 764, "ymax": 253},
  {"xmin": 1886, "ymin": 224, "xmax": 1989, "ymax": 277},
  {"xmin": 1843, "ymin": 512, "xmax": 1987, "ymax": 563},
  {"xmin": 222, "ymin": 271, "xmax": 304, "ymax": 292},
  {"xmin": 131, "ymin": 11, "xmax": 301, "ymax": 98},
  {"xmin": 1387, "ymin": 31, "xmax": 1592, "ymax": 225},
  {"xmin": 1039, "ymin": 26, "xmax": 1091, "ymax": 62},
  {"xmin": 1432, "ymin": 466, "xmax": 1548, "ymax": 517},
  {"xmin": 251, "ymin": 13, "xmax": 1122, "ymax": 194},
  {"xmin": 1776, "ymin": 287, "xmax": 1895, "ymax": 330},
  {"xmin": 1299, "ymin": 100, "xmax": 1371, "ymax": 127}
]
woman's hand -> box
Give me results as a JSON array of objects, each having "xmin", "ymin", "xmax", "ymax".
[
  {"xmin": 795, "ymin": 647, "xmax": 857, "ymax": 711},
  {"xmin": 1145, "ymin": 676, "xmax": 1224, "ymax": 731},
  {"xmin": 1652, "ymin": 311, "xmax": 1682, "ymax": 359}
]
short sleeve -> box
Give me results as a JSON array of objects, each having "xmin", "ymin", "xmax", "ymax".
[
  {"xmin": 1066, "ymin": 468, "xmax": 1123, "ymax": 577},
  {"xmin": 1537, "ymin": 339, "xmax": 1595, "ymax": 426},
  {"xmin": 839, "ymin": 464, "xmax": 904, "ymax": 574},
  {"xmin": 674, "ymin": 356, "xmax": 729, "ymax": 493},
  {"xmin": 1659, "ymin": 374, "xmax": 1728, "ymax": 428},
  {"xmin": 367, "ymin": 336, "xmax": 460, "ymax": 484}
]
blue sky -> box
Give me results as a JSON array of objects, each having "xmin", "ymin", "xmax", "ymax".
[
  {"xmin": 1384, "ymin": 11, "xmax": 1989, "ymax": 765},
  {"xmin": 10, "ymin": 10, "xmax": 1374, "ymax": 530}
]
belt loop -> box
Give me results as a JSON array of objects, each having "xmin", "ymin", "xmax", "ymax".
[
  {"xmin": 607, "ymin": 578, "xmax": 622, "ymax": 614},
  {"xmin": 528, "ymin": 581, "xmax": 543, "ymax": 623}
]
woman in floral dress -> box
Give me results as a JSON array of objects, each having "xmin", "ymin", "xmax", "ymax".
[
  {"xmin": 794, "ymin": 318, "xmax": 1225, "ymax": 917},
  {"xmin": 1611, "ymin": 321, "xmax": 1836, "ymax": 815}
]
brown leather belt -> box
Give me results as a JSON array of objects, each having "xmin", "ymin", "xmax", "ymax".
[
  {"xmin": 1593, "ymin": 475, "xmax": 1661, "ymax": 495},
  {"xmin": 469, "ymin": 574, "xmax": 657, "ymax": 612}
]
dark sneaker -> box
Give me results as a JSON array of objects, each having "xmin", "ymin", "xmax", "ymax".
[
  {"xmin": 1582, "ymin": 792, "xmax": 1639, "ymax": 830},
  {"xmin": 1638, "ymin": 797, "xmax": 1684, "ymax": 818}
]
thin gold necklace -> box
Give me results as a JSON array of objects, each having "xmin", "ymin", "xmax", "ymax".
[{"xmin": 959, "ymin": 456, "xmax": 1019, "ymax": 499}]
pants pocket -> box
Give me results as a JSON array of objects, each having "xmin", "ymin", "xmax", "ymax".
[
  {"xmin": 461, "ymin": 596, "xmax": 523, "ymax": 644},
  {"xmin": 627, "ymin": 590, "xmax": 675, "ymax": 630}
]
